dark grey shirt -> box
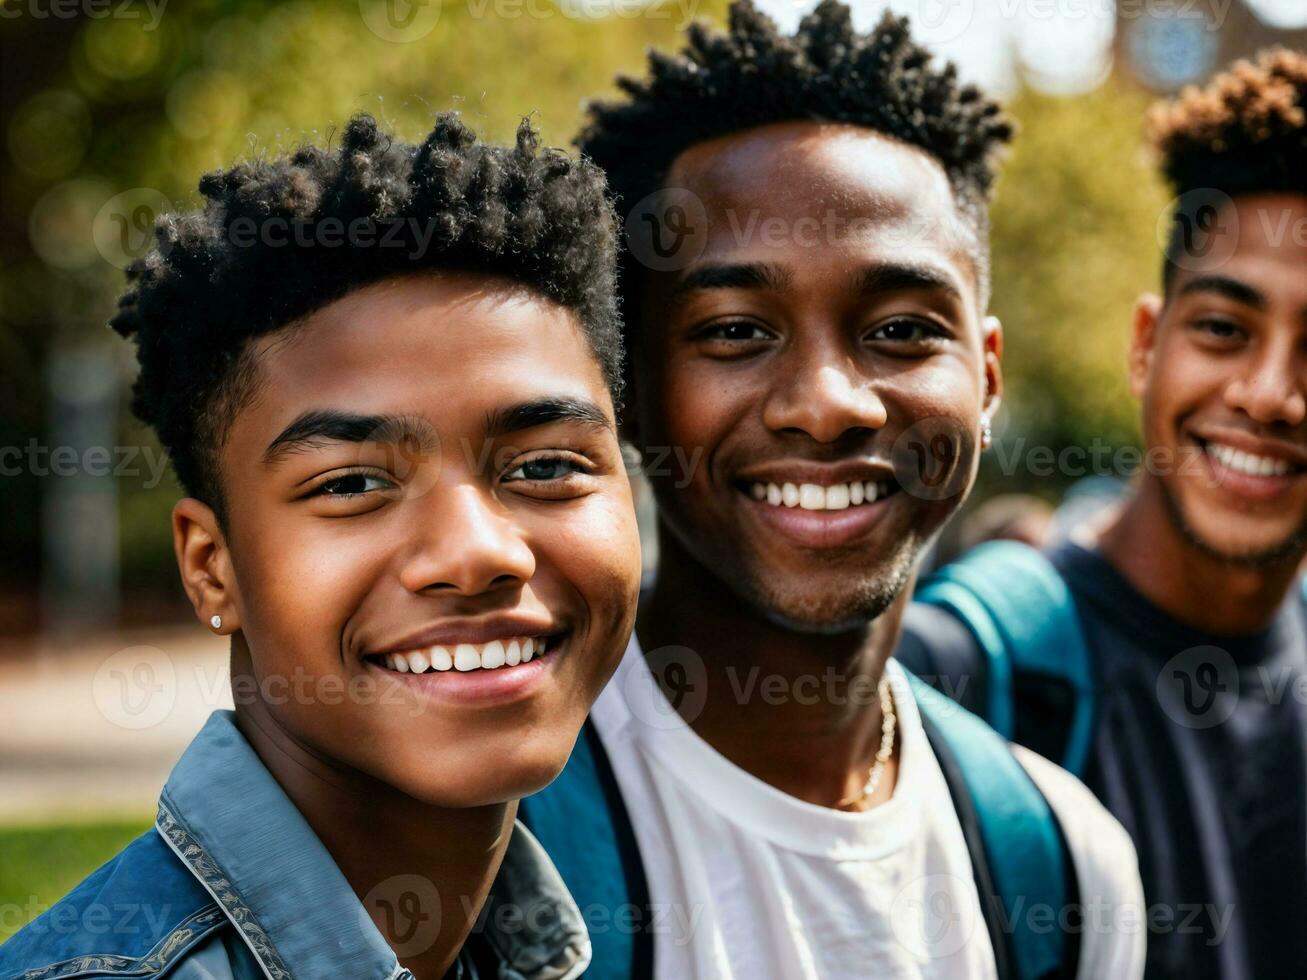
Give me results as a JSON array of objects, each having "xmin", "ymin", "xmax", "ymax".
[{"xmin": 898, "ymin": 541, "xmax": 1307, "ymax": 980}]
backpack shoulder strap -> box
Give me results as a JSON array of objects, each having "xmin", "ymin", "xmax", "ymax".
[
  {"xmin": 518, "ymin": 721, "xmax": 652, "ymax": 979},
  {"xmin": 907, "ymin": 671, "xmax": 1075, "ymax": 980},
  {"xmin": 915, "ymin": 541, "xmax": 1095, "ymax": 776}
]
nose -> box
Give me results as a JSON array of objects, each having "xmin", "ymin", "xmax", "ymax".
[
  {"xmin": 762, "ymin": 349, "xmax": 888, "ymax": 444},
  {"xmin": 398, "ymin": 483, "xmax": 536, "ymax": 597},
  {"xmin": 1224, "ymin": 337, "xmax": 1307, "ymax": 428}
]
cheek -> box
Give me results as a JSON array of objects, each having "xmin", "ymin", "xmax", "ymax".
[
  {"xmin": 229, "ymin": 514, "xmax": 381, "ymax": 670},
  {"xmin": 1144, "ymin": 341, "xmax": 1224, "ymax": 440}
]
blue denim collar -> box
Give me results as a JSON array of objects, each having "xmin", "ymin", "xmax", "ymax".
[{"xmin": 156, "ymin": 711, "xmax": 590, "ymax": 980}]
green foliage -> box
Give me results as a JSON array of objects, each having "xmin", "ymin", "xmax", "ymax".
[{"xmin": 990, "ymin": 79, "xmax": 1172, "ymax": 457}]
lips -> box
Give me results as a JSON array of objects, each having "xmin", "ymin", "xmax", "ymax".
[{"xmin": 1192, "ymin": 434, "xmax": 1307, "ymax": 503}]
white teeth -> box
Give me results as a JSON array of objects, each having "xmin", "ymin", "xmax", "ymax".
[
  {"xmin": 481, "ymin": 640, "xmax": 506, "ymax": 669},
  {"xmin": 1207, "ymin": 442, "xmax": 1294, "ymax": 477},
  {"xmin": 380, "ymin": 636, "xmax": 549, "ymax": 673},
  {"xmin": 752, "ymin": 479, "xmax": 891, "ymax": 510},
  {"xmin": 454, "ymin": 644, "xmax": 480, "ymax": 671}
]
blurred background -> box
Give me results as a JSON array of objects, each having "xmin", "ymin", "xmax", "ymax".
[{"xmin": 1, "ymin": 0, "xmax": 1305, "ymax": 939}]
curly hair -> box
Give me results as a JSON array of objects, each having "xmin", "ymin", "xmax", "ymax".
[
  {"xmin": 577, "ymin": 0, "xmax": 1014, "ymax": 324},
  {"xmin": 1150, "ymin": 47, "xmax": 1307, "ymax": 197},
  {"xmin": 111, "ymin": 113, "xmax": 622, "ymax": 514},
  {"xmin": 1149, "ymin": 48, "xmax": 1307, "ymax": 284}
]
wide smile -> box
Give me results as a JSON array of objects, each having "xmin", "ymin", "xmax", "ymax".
[
  {"xmin": 366, "ymin": 635, "xmax": 555, "ymax": 673},
  {"xmin": 734, "ymin": 475, "xmax": 903, "ymax": 549},
  {"xmin": 363, "ymin": 632, "xmax": 567, "ymax": 707},
  {"xmin": 1192, "ymin": 434, "xmax": 1307, "ymax": 503}
]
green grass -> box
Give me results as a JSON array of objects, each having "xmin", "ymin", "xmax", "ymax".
[{"xmin": 0, "ymin": 817, "xmax": 151, "ymax": 942}]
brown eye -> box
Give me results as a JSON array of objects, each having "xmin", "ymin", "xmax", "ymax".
[
  {"xmin": 699, "ymin": 320, "xmax": 772, "ymax": 342},
  {"xmin": 870, "ymin": 318, "xmax": 939, "ymax": 342},
  {"xmin": 504, "ymin": 456, "xmax": 584, "ymax": 482},
  {"xmin": 313, "ymin": 473, "xmax": 392, "ymax": 496}
]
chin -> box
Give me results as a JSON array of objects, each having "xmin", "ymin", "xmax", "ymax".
[
  {"xmin": 1165, "ymin": 489, "xmax": 1307, "ymax": 569},
  {"xmin": 741, "ymin": 560, "xmax": 915, "ymax": 635},
  {"xmin": 420, "ymin": 741, "xmax": 576, "ymax": 808}
]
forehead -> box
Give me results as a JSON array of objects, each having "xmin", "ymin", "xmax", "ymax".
[
  {"xmin": 665, "ymin": 121, "xmax": 978, "ymax": 289},
  {"xmin": 236, "ymin": 273, "xmax": 608, "ymax": 438},
  {"xmin": 1182, "ymin": 194, "xmax": 1307, "ymax": 305}
]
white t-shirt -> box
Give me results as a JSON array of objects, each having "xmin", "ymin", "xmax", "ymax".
[{"xmin": 590, "ymin": 638, "xmax": 1145, "ymax": 980}]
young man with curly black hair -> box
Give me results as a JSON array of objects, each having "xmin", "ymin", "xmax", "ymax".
[
  {"xmin": 521, "ymin": 4, "xmax": 1145, "ymax": 978},
  {"xmin": 0, "ymin": 113, "xmax": 643, "ymax": 980},
  {"xmin": 899, "ymin": 49, "xmax": 1307, "ymax": 979}
]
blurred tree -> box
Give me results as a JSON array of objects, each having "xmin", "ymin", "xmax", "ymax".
[
  {"xmin": 0, "ymin": 0, "xmax": 721, "ymax": 631},
  {"xmin": 982, "ymin": 78, "xmax": 1172, "ymax": 498}
]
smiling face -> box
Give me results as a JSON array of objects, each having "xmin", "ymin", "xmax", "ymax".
[
  {"xmin": 182, "ymin": 273, "xmax": 640, "ymax": 807},
  {"xmin": 1134, "ymin": 192, "xmax": 1307, "ymax": 566},
  {"xmin": 629, "ymin": 122, "xmax": 1000, "ymax": 631}
]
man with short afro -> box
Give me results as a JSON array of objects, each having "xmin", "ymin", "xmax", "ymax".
[
  {"xmin": 901, "ymin": 47, "xmax": 1307, "ymax": 980},
  {"xmin": 0, "ymin": 111, "xmax": 645, "ymax": 980},
  {"xmin": 521, "ymin": 4, "xmax": 1145, "ymax": 979},
  {"xmin": 113, "ymin": 112, "xmax": 622, "ymax": 517}
]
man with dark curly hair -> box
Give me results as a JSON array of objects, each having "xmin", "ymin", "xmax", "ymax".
[
  {"xmin": 900, "ymin": 48, "xmax": 1307, "ymax": 979},
  {"xmin": 0, "ymin": 113, "xmax": 643, "ymax": 980},
  {"xmin": 521, "ymin": 3, "xmax": 1145, "ymax": 978}
]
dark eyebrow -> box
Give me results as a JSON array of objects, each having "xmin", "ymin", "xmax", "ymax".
[
  {"xmin": 484, "ymin": 397, "xmax": 614, "ymax": 439},
  {"xmin": 670, "ymin": 261, "xmax": 793, "ymax": 298},
  {"xmin": 853, "ymin": 262, "xmax": 964, "ymax": 304},
  {"xmin": 263, "ymin": 411, "xmax": 438, "ymax": 464},
  {"xmin": 1179, "ymin": 275, "xmax": 1268, "ymax": 311}
]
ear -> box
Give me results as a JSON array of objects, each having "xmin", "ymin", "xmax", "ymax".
[
  {"xmin": 173, "ymin": 497, "xmax": 241, "ymax": 635},
  {"xmin": 1130, "ymin": 294, "xmax": 1163, "ymax": 402},
  {"xmin": 981, "ymin": 315, "xmax": 1004, "ymax": 430}
]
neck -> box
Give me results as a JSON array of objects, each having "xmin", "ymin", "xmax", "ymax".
[
  {"xmin": 1097, "ymin": 476, "xmax": 1301, "ymax": 634},
  {"xmin": 637, "ymin": 527, "xmax": 907, "ymax": 811},
  {"xmin": 233, "ymin": 669, "xmax": 511, "ymax": 980}
]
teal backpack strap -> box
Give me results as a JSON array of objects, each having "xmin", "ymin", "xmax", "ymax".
[
  {"xmin": 518, "ymin": 721, "xmax": 652, "ymax": 979},
  {"xmin": 907, "ymin": 672, "xmax": 1074, "ymax": 980},
  {"xmin": 916, "ymin": 541, "xmax": 1095, "ymax": 776}
]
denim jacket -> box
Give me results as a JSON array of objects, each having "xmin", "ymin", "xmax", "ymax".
[{"xmin": 0, "ymin": 712, "xmax": 592, "ymax": 980}]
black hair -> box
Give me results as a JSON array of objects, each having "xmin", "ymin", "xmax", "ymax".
[
  {"xmin": 576, "ymin": 0, "xmax": 1014, "ymax": 332},
  {"xmin": 111, "ymin": 113, "xmax": 621, "ymax": 514},
  {"xmin": 1149, "ymin": 48, "xmax": 1307, "ymax": 287}
]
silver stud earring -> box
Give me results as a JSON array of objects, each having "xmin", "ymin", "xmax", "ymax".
[
  {"xmin": 980, "ymin": 418, "xmax": 993, "ymax": 450},
  {"xmin": 210, "ymin": 615, "xmax": 222, "ymax": 631}
]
